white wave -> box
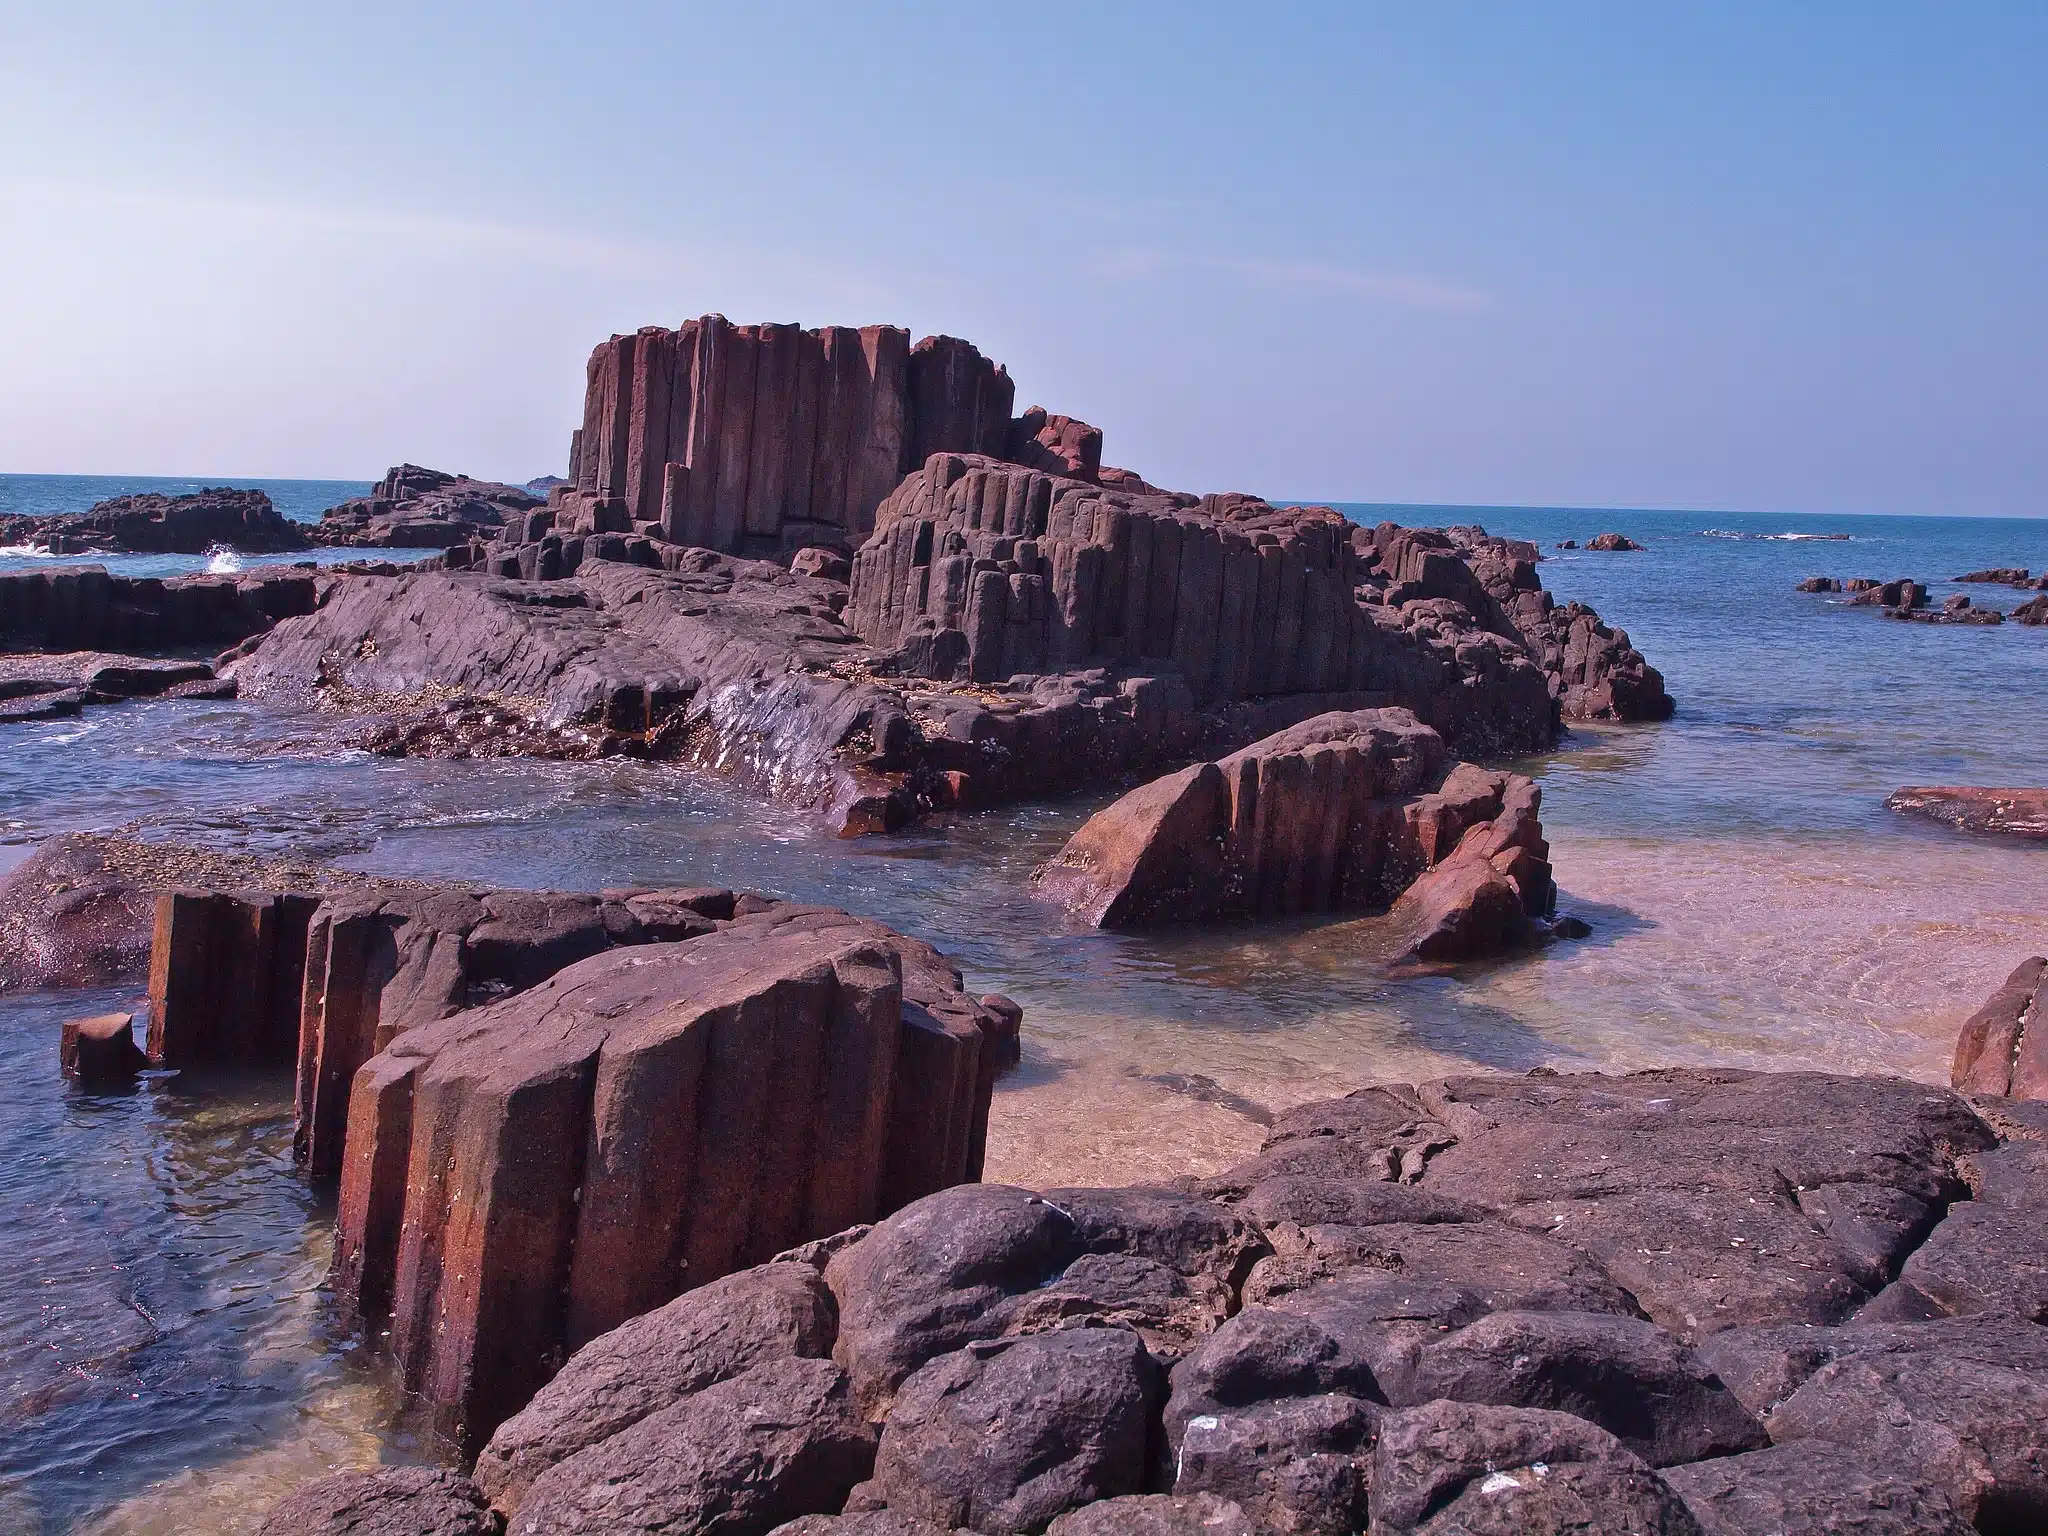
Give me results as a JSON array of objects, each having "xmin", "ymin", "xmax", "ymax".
[
  {"xmin": 0, "ymin": 543, "xmax": 54, "ymax": 558},
  {"xmin": 204, "ymin": 544, "xmax": 245, "ymax": 574},
  {"xmin": 1765, "ymin": 532, "xmax": 1852, "ymax": 542}
]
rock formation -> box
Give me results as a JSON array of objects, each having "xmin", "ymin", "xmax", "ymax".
[
  {"xmin": 1586, "ymin": 532, "xmax": 1644, "ymax": 551},
  {"xmin": 1887, "ymin": 786, "xmax": 2048, "ymax": 839},
  {"xmin": 265, "ymin": 1064, "xmax": 2048, "ymax": 1535},
  {"xmin": 2015, "ymin": 593, "xmax": 2048, "ymax": 625},
  {"xmin": 310, "ymin": 464, "xmax": 541, "ymax": 548},
  {"xmin": 1796, "ymin": 576, "xmax": 1841, "ymax": 593},
  {"xmin": 1955, "ymin": 567, "xmax": 2038, "ymax": 587},
  {"xmin": 1953, "ymin": 956, "xmax": 2047, "ymax": 1100},
  {"xmin": 1034, "ymin": 709, "xmax": 1553, "ymax": 962},
  {"xmin": 0, "ymin": 486, "xmax": 309, "ymax": 555},
  {"xmin": 0, "ymin": 564, "xmax": 320, "ymax": 654},
  {"xmin": 60, "ymin": 1011, "xmax": 148, "ymax": 1082}
]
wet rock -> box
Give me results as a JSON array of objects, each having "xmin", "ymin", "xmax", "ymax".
[
  {"xmin": 512, "ymin": 1356, "xmax": 876, "ymax": 1535},
  {"xmin": 474, "ymin": 1262, "xmax": 838, "ymax": 1514},
  {"xmin": 0, "ymin": 564, "xmax": 319, "ymax": 653},
  {"xmin": 255, "ymin": 1467, "xmax": 498, "ymax": 1536},
  {"xmin": 872, "ymin": 1328, "xmax": 1160, "ymax": 1533},
  {"xmin": 1664, "ymin": 1439, "xmax": 1973, "ymax": 1536},
  {"xmin": 1045, "ymin": 1494, "xmax": 1254, "ymax": 1535},
  {"xmin": 1844, "ymin": 578, "xmax": 1927, "ymax": 610},
  {"xmin": 1950, "ymin": 954, "xmax": 2048, "ymax": 1099},
  {"xmin": 2015, "ymin": 593, "xmax": 2048, "ymax": 624},
  {"xmin": 1035, "ymin": 711, "xmax": 1551, "ymax": 952},
  {"xmin": 1955, "ymin": 568, "xmax": 2031, "ymax": 585},
  {"xmin": 1, "ymin": 486, "xmax": 309, "ymax": 555},
  {"xmin": 1889, "ymin": 786, "xmax": 2048, "ymax": 842},
  {"xmin": 1586, "ymin": 532, "xmax": 1645, "ymax": 551},
  {"xmin": 147, "ymin": 889, "xmax": 318, "ymax": 1066},
  {"xmin": 1370, "ymin": 1401, "xmax": 1700, "ymax": 1535},
  {"xmin": 59, "ymin": 1011, "xmax": 147, "ymax": 1082},
  {"xmin": 312, "ymin": 465, "xmax": 539, "ymax": 549},
  {"xmin": 1795, "ymin": 576, "xmax": 1842, "ymax": 592}
]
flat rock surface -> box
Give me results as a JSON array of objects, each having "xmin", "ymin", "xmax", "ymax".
[{"xmin": 1888, "ymin": 785, "xmax": 2048, "ymax": 839}]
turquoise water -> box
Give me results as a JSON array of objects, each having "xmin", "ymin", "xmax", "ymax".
[{"xmin": 2, "ymin": 497, "xmax": 2046, "ymax": 1530}]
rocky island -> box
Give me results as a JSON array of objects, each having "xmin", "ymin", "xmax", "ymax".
[{"xmin": 7, "ymin": 312, "xmax": 2045, "ymax": 1536}]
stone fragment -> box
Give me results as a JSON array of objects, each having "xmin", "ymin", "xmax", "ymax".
[
  {"xmin": 146, "ymin": 889, "xmax": 317, "ymax": 1066},
  {"xmin": 512, "ymin": 1356, "xmax": 876, "ymax": 1535},
  {"xmin": 873, "ymin": 1329, "xmax": 1159, "ymax": 1533},
  {"xmin": 255, "ymin": 1467, "xmax": 497, "ymax": 1536}
]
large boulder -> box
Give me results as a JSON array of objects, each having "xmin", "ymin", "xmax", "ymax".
[
  {"xmin": 511, "ymin": 1356, "xmax": 876, "ymax": 1535},
  {"xmin": 312, "ymin": 464, "xmax": 541, "ymax": 548},
  {"xmin": 474, "ymin": 1261, "xmax": 839, "ymax": 1515},
  {"xmin": 1664, "ymin": 1438, "xmax": 1974, "ymax": 1535},
  {"xmin": 1033, "ymin": 710, "xmax": 1551, "ymax": 948}
]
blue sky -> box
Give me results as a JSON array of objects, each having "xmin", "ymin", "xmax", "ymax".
[{"xmin": 1, "ymin": 3, "xmax": 2041, "ymax": 514}]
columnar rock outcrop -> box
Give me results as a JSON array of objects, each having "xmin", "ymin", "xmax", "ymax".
[
  {"xmin": 1034, "ymin": 709, "xmax": 1552, "ymax": 954},
  {"xmin": 330, "ymin": 903, "xmax": 1014, "ymax": 1449},
  {"xmin": 274, "ymin": 1064, "xmax": 2048, "ymax": 1535},
  {"xmin": 557, "ymin": 317, "xmax": 1035, "ymax": 554}
]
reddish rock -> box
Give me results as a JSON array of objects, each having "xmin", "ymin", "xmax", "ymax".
[
  {"xmin": 1952, "ymin": 955, "xmax": 2048, "ymax": 1101},
  {"xmin": 332, "ymin": 906, "xmax": 1011, "ymax": 1449},
  {"xmin": 1795, "ymin": 576, "xmax": 1842, "ymax": 592},
  {"xmin": 1034, "ymin": 710, "xmax": 1551, "ymax": 951},
  {"xmin": 60, "ymin": 1011, "xmax": 147, "ymax": 1082},
  {"xmin": 1955, "ymin": 567, "xmax": 2031, "ymax": 585},
  {"xmin": 2015, "ymin": 593, "xmax": 2048, "ymax": 625},
  {"xmin": 1586, "ymin": 532, "xmax": 1644, "ymax": 552},
  {"xmin": 311, "ymin": 464, "xmax": 539, "ymax": 549},
  {"xmin": 1888, "ymin": 786, "xmax": 2048, "ymax": 840},
  {"xmin": 147, "ymin": 890, "xmax": 317, "ymax": 1066},
  {"xmin": 0, "ymin": 565, "xmax": 319, "ymax": 654},
  {"xmin": 1846, "ymin": 578, "xmax": 1928, "ymax": 609}
]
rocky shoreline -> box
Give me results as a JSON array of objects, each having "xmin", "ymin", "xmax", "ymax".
[{"xmin": 7, "ymin": 313, "xmax": 2046, "ymax": 1535}]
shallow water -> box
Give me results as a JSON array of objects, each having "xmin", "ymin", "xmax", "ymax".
[{"xmin": 2, "ymin": 500, "xmax": 2046, "ymax": 1528}]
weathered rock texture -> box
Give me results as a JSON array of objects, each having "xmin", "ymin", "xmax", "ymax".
[
  {"xmin": 255, "ymin": 1466, "xmax": 498, "ymax": 1536},
  {"xmin": 1034, "ymin": 709, "xmax": 1552, "ymax": 956},
  {"xmin": 311, "ymin": 464, "xmax": 541, "ymax": 548},
  {"xmin": 0, "ymin": 487, "xmax": 309, "ymax": 554},
  {"xmin": 1587, "ymin": 532, "xmax": 1644, "ymax": 552},
  {"xmin": 556, "ymin": 316, "xmax": 1071, "ymax": 555},
  {"xmin": 148, "ymin": 889, "xmax": 319, "ymax": 1066},
  {"xmin": 397, "ymin": 1066, "xmax": 2048, "ymax": 1536},
  {"xmin": 1888, "ymin": 786, "xmax": 2048, "ymax": 840},
  {"xmin": 326, "ymin": 901, "xmax": 1013, "ymax": 1450},
  {"xmin": 1953, "ymin": 956, "xmax": 2048, "ymax": 1102},
  {"xmin": 0, "ymin": 833, "xmax": 407, "ymax": 993},
  {"xmin": 0, "ymin": 565, "xmax": 320, "ymax": 653},
  {"xmin": 60, "ymin": 1011, "xmax": 148, "ymax": 1082}
]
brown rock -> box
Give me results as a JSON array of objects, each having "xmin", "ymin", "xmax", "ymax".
[
  {"xmin": 512, "ymin": 1356, "xmax": 876, "ymax": 1535},
  {"xmin": 312, "ymin": 464, "xmax": 540, "ymax": 549},
  {"xmin": 474, "ymin": 1261, "xmax": 838, "ymax": 1515},
  {"xmin": 1044, "ymin": 1495, "xmax": 1254, "ymax": 1535},
  {"xmin": 1664, "ymin": 1438, "xmax": 1973, "ymax": 1536},
  {"xmin": 1951, "ymin": 955, "xmax": 2048, "ymax": 1099},
  {"xmin": 1586, "ymin": 532, "xmax": 1644, "ymax": 551},
  {"xmin": 1795, "ymin": 576, "xmax": 1842, "ymax": 592},
  {"xmin": 147, "ymin": 890, "xmax": 316, "ymax": 1066},
  {"xmin": 60, "ymin": 1011, "xmax": 147, "ymax": 1082},
  {"xmin": 3, "ymin": 486, "xmax": 309, "ymax": 555}
]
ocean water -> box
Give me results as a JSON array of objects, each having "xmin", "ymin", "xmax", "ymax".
[
  {"xmin": 0, "ymin": 474, "xmax": 408, "ymax": 580},
  {"xmin": 2, "ymin": 497, "xmax": 2046, "ymax": 1530}
]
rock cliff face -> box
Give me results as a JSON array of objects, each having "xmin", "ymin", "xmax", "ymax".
[
  {"xmin": 557, "ymin": 317, "xmax": 1036, "ymax": 555},
  {"xmin": 1034, "ymin": 709, "xmax": 1553, "ymax": 954},
  {"xmin": 294, "ymin": 1064, "xmax": 2048, "ymax": 1536},
  {"xmin": 0, "ymin": 487, "xmax": 309, "ymax": 554},
  {"xmin": 310, "ymin": 464, "xmax": 540, "ymax": 548}
]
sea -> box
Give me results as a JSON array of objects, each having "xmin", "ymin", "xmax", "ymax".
[{"xmin": 2, "ymin": 475, "xmax": 2045, "ymax": 1532}]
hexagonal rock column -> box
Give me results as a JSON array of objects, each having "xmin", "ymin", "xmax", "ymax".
[
  {"xmin": 330, "ymin": 903, "xmax": 1013, "ymax": 1450},
  {"xmin": 146, "ymin": 890, "xmax": 319, "ymax": 1066}
]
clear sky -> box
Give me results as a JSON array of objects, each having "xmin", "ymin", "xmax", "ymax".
[{"xmin": 1, "ymin": 3, "xmax": 2042, "ymax": 515}]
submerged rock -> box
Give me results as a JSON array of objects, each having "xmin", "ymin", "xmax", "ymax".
[{"xmin": 1888, "ymin": 786, "xmax": 2048, "ymax": 840}]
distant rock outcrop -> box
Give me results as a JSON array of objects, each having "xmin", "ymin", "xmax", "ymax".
[
  {"xmin": 1587, "ymin": 532, "xmax": 1644, "ymax": 552},
  {"xmin": 0, "ymin": 487, "xmax": 309, "ymax": 555},
  {"xmin": 310, "ymin": 464, "xmax": 540, "ymax": 548}
]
